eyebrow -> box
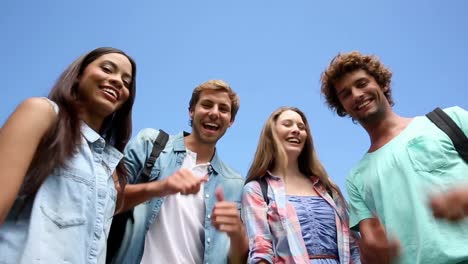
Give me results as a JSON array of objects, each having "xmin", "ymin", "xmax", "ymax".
[
  {"xmin": 102, "ymin": 60, "xmax": 132, "ymax": 79},
  {"xmin": 336, "ymin": 77, "xmax": 367, "ymax": 96}
]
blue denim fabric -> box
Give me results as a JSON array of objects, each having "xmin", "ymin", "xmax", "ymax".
[
  {"xmin": 0, "ymin": 123, "xmax": 123, "ymax": 264},
  {"xmin": 113, "ymin": 129, "xmax": 244, "ymax": 264}
]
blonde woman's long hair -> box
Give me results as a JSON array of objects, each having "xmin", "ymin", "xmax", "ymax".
[{"xmin": 245, "ymin": 106, "xmax": 346, "ymax": 204}]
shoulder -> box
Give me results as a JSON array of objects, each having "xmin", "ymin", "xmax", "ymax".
[
  {"xmin": 443, "ymin": 106, "xmax": 468, "ymax": 123},
  {"xmin": 19, "ymin": 97, "xmax": 58, "ymax": 115},
  {"xmin": 346, "ymin": 157, "xmax": 366, "ymax": 181},
  {"xmin": 134, "ymin": 128, "xmax": 162, "ymax": 142},
  {"xmin": 10, "ymin": 97, "xmax": 58, "ymax": 128},
  {"xmin": 243, "ymin": 180, "xmax": 261, "ymax": 193},
  {"xmin": 220, "ymin": 162, "xmax": 243, "ymax": 179}
]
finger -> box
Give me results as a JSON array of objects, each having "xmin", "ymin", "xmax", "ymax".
[
  {"xmin": 430, "ymin": 196, "xmax": 446, "ymax": 218},
  {"xmin": 200, "ymin": 175, "xmax": 209, "ymax": 183},
  {"xmin": 388, "ymin": 239, "xmax": 401, "ymax": 258},
  {"xmin": 218, "ymin": 223, "xmax": 242, "ymax": 234},
  {"xmin": 215, "ymin": 186, "xmax": 224, "ymax": 202},
  {"xmin": 212, "ymin": 215, "xmax": 239, "ymax": 225},
  {"xmin": 212, "ymin": 206, "xmax": 239, "ymax": 218}
]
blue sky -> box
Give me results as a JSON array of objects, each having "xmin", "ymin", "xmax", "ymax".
[{"xmin": 2, "ymin": 1, "xmax": 467, "ymax": 196}]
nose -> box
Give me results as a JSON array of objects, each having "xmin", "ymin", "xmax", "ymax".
[
  {"xmin": 109, "ymin": 74, "xmax": 123, "ymax": 89},
  {"xmin": 351, "ymin": 87, "xmax": 364, "ymax": 98},
  {"xmin": 291, "ymin": 124, "xmax": 300, "ymax": 134},
  {"xmin": 208, "ymin": 106, "xmax": 220, "ymax": 119}
]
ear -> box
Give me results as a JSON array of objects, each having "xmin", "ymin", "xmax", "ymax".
[
  {"xmin": 228, "ymin": 118, "xmax": 234, "ymax": 127},
  {"xmin": 382, "ymin": 86, "xmax": 389, "ymax": 92},
  {"xmin": 189, "ymin": 108, "xmax": 194, "ymax": 120}
]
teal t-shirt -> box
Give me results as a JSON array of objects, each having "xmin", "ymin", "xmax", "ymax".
[{"xmin": 347, "ymin": 106, "xmax": 468, "ymax": 264}]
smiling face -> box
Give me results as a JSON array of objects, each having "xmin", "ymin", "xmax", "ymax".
[
  {"xmin": 334, "ymin": 69, "xmax": 391, "ymax": 125},
  {"xmin": 274, "ymin": 109, "xmax": 307, "ymax": 159},
  {"xmin": 77, "ymin": 53, "xmax": 133, "ymax": 126},
  {"xmin": 189, "ymin": 90, "xmax": 233, "ymax": 146}
]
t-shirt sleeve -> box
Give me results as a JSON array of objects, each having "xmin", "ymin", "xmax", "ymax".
[
  {"xmin": 346, "ymin": 173, "xmax": 373, "ymax": 231},
  {"xmin": 445, "ymin": 106, "xmax": 468, "ymax": 136}
]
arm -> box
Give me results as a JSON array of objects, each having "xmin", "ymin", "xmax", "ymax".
[
  {"xmin": 428, "ymin": 106, "xmax": 468, "ymax": 221},
  {"xmin": 430, "ymin": 186, "xmax": 468, "ymax": 221},
  {"xmin": 116, "ymin": 129, "xmax": 206, "ymax": 213},
  {"xmin": 345, "ymin": 177, "xmax": 399, "ymax": 264},
  {"xmin": 358, "ymin": 218, "xmax": 400, "ymax": 264},
  {"xmin": 0, "ymin": 98, "xmax": 57, "ymax": 223},
  {"xmin": 116, "ymin": 169, "xmax": 207, "ymax": 213},
  {"xmin": 211, "ymin": 187, "xmax": 248, "ymax": 264},
  {"xmin": 240, "ymin": 182, "xmax": 274, "ymax": 264}
]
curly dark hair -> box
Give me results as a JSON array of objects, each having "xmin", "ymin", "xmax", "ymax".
[{"xmin": 320, "ymin": 51, "xmax": 394, "ymax": 117}]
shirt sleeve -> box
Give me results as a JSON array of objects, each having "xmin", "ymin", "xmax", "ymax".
[
  {"xmin": 123, "ymin": 128, "xmax": 159, "ymax": 184},
  {"xmin": 346, "ymin": 174, "xmax": 373, "ymax": 231},
  {"xmin": 241, "ymin": 181, "xmax": 274, "ymax": 264},
  {"xmin": 445, "ymin": 106, "xmax": 468, "ymax": 136},
  {"xmin": 349, "ymin": 230, "xmax": 362, "ymax": 264}
]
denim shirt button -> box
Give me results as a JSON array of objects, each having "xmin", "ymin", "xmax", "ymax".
[
  {"xmin": 207, "ymin": 214, "xmax": 211, "ymax": 219},
  {"xmin": 205, "ymin": 194, "xmax": 210, "ymax": 198},
  {"xmin": 98, "ymin": 189, "xmax": 106, "ymax": 199},
  {"xmin": 207, "ymin": 237, "xmax": 211, "ymax": 243}
]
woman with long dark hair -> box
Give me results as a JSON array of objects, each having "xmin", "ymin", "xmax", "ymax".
[
  {"xmin": 0, "ymin": 47, "xmax": 137, "ymax": 263},
  {"xmin": 242, "ymin": 107, "xmax": 360, "ymax": 264}
]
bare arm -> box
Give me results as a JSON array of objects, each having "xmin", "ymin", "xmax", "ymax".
[
  {"xmin": 358, "ymin": 218, "xmax": 400, "ymax": 264},
  {"xmin": 430, "ymin": 186, "xmax": 468, "ymax": 221},
  {"xmin": 0, "ymin": 98, "xmax": 57, "ymax": 223},
  {"xmin": 115, "ymin": 169, "xmax": 208, "ymax": 213}
]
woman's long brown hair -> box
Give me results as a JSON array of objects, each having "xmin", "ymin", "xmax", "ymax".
[
  {"xmin": 20, "ymin": 47, "xmax": 137, "ymax": 206},
  {"xmin": 245, "ymin": 106, "xmax": 346, "ymax": 205}
]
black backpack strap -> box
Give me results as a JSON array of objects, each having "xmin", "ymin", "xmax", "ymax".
[
  {"xmin": 140, "ymin": 129, "xmax": 169, "ymax": 182},
  {"xmin": 106, "ymin": 129, "xmax": 169, "ymax": 264},
  {"xmin": 257, "ymin": 176, "xmax": 269, "ymax": 205},
  {"xmin": 426, "ymin": 107, "xmax": 468, "ymax": 163}
]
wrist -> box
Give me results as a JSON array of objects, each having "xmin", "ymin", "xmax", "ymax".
[{"xmin": 229, "ymin": 224, "xmax": 247, "ymax": 246}]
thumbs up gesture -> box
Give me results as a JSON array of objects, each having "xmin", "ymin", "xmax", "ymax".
[
  {"xmin": 211, "ymin": 187, "xmax": 243, "ymax": 237},
  {"xmin": 211, "ymin": 187, "xmax": 249, "ymax": 263}
]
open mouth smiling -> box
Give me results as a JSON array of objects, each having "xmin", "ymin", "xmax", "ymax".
[
  {"xmin": 101, "ymin": 85, "xmax": 119, "ymax": 100},
  {"xmin": 203, "ymin": 122, "xmax": 220, "ymax": 131}
]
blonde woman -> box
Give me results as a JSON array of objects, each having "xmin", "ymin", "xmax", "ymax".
[{"xmin": 242, "ymin": 107, "xmax": 360, "ymax": 264}]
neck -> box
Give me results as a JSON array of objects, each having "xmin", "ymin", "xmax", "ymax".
[
  {"xmin": 271, "ymin": 155, "xmax": 303, "ymax": 180},
  {"xmin": 184, "ymin": 134, "xmax": 216, "ymax": 164},
  {"xmin": 80, "ymin": 112, "xmax": 103, "ymax": 132},
  {"xmin": 362, "ymin": 110, "xmax": 412, "ymax": 152}
]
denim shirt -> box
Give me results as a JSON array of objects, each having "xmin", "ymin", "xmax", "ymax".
[
  {"xmin": 113, "ymin": 129, "xmax": 244, "ymax": 264},
  {"xmin": 0, "ymin": 123, "xmax": 123, "ymax": 264}
]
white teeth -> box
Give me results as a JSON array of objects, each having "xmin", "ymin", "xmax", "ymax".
[
  {"xmin": 103, "ymin": 88, "xmax": 117, "ymax": 98},
  {"xmin": 204, "ymin": 123, "xmax": 219, "ymax": 128},
  {"xmin": 287, "ymin": 138, "xmax": 300, "ymax": 144},
  {"xmin": 357, "ymin": 100, "xmax": 370, "ymax": 110}
]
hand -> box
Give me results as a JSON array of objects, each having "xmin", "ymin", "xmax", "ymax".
[
  {"xmin": 359, "ymin": 217, "xmax": 400, "ymax": 264},
  {"xmin": 211, "ymin": 187, "xmax": 244, "ymax": 239},
  {"xmin": 160, "ymin": 168, "xmax": 208, "ymax": 196},
  {"xmin": 212, "ymin": 187, "xmax": 248, "ymax": 264},
  {"xmin": 430, "ymin": 187, "xmax": 468, "ymax": 221}
]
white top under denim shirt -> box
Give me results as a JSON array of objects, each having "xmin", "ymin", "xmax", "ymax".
[
  {"xmin": 0, "ymin": 111, "xmax": 123, "ymax": 264},
  {"xmin": 112, "ymin": 129, "xmax": 244, "ymax": 264}
]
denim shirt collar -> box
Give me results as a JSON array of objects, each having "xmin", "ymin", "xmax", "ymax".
[
  {"xmin": 171, "ymin": 131, "xmax": 222, "ymax": 175},
  {"xmin": 81, "ymin": 122, "xmax": 123, "ymax": 167},
  {"xmin": 81, "ymin": 122, "xmax": 102, "ymax": 144}
]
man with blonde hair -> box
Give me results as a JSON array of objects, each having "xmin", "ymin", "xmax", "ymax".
[{"xmin": 112, "ymin": 80, "xmax": 247, "ymax": 264}]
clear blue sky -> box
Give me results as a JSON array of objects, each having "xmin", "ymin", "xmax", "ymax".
[{"xmin": 2, "ymin": 0, "xmax": 467, "ymax": 196}]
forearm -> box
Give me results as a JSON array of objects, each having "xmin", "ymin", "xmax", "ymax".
[
  {"xmin": 117, "ymin": 180, "xmax": 167, "ymax": 213},
  {"xmin": 228, "ymin": 226, "xmax": 249, "ymax": 264}
]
